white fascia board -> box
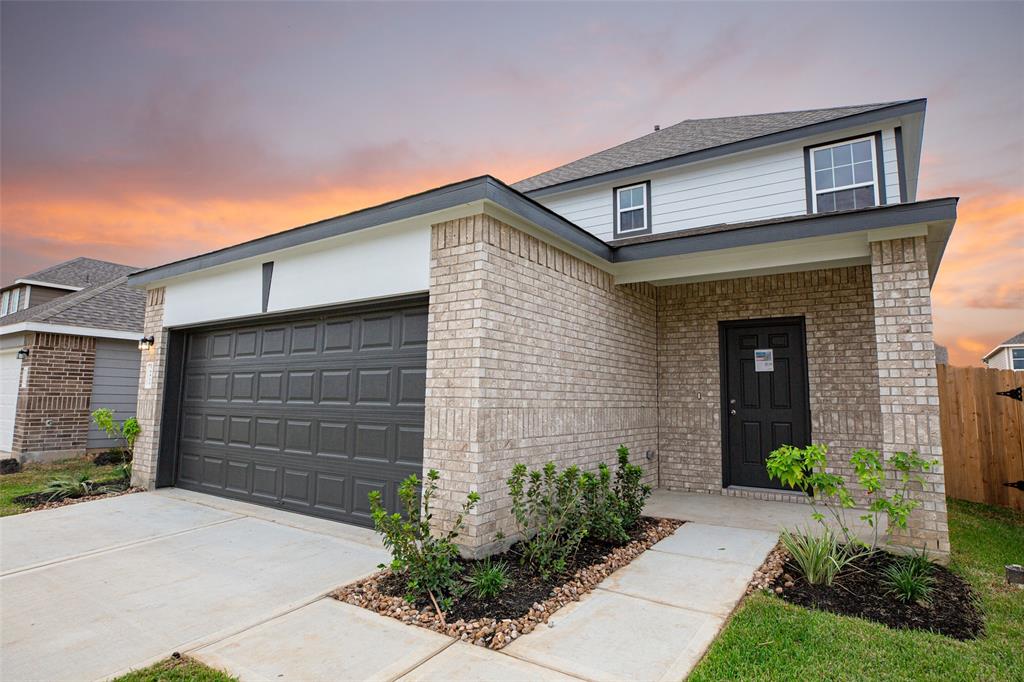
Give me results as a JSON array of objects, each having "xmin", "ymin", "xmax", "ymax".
[
  {"xmin": 13, "ymin": 279, "xmax": 83, "ymax": 291},
  {"xmin": 982, "ymin": 344, "xmax": 1024, "ymax": 362},
  {"xmin": 0, "ymin": 322, "xmax": 141, "ymax": 341}
]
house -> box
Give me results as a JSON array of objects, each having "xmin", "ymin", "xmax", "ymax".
[
  {"xmin": 0, "ymin": 258, "xmax": 146, "ymax": 462},
  {"xmin": 981, "ymin": 331, "xmax": 1024, "ymax": 371},
  {"xmin": 126, "ymin": 98, "xmax": 955, "ymax": 557},
  {"xmin": 934, "ymin": 343, "xmax": 949, "ymax": 365}
]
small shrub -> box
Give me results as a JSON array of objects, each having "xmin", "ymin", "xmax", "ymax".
[
  {"xmin": 91, "ymin": 409, "xmax": 140, "ymax": 481},
  {"xmin": 43, "ymin": 473, "xmax": 96, "ymax": 501},
  {"xmin": 369, "ymin": 469, "xmax": 479, "ymax": 611},
  {"xmin": 882, "ymin": 553, "xmax": 935, "ymax": 605},
  {"xmin": 613, "ymin": 445, "xmax": 652, "ymax": 529},
  {"xmin": 0, "ymin": 458, "xmax": 21, "ymax": 475},
  {"xmin": 581, "ymin": 464, "xmax": 628, "ymax": 544},
  {"xmin": 462, "ymin": 558, "xmax": 511, "ymax": 600},
  {"xmin": 507, "ymin": 462, "xmax": 588, "ymax": 577},
  {"xmin": 779, "ymin": 526, "xmax": 857, "ymax": 586}
]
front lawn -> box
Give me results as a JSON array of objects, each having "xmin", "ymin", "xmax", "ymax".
[
  {"xmin": 0, "ymin": 456, "xmax": 121, "ymax": 516},
  {"xmin": 114, "ymin": 657, "xmax": 236, "ymax": 682},
  {"xmin": 689, "ymin": 498, "xmax": 1024, "ymax": 681}
]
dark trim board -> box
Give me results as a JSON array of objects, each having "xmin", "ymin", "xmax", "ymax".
[
  {"xmin": 612, "ymin": 179, "xmax": 653, "ymax": 238},
  {"xmin": 718, "ymin": 316, "xmax": 812, "ymax": 490},
  {"xmin": 894, "ymin": 126, "xmax": 908, "ymax": 202}
]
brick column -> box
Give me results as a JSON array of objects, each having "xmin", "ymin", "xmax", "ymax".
[
  {"xmin": 11, "ymin": 332, "xmax": 96, "ymax": 462},
  {"xmin": 870, "ymin": 236, "xmax": 949, "ymax": 556},
  {"xmin": 131, "ymin": 287, "xmax": 167, "ymax": 489}
]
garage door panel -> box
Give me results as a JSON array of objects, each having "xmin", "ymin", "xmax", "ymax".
[{"xmin": 174, "ymin": 301, "xmax": 426, "ymax": 526}]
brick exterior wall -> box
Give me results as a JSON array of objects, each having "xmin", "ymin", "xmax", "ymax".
[
  {"xmin": 657, "ymin": 266, "xmax": 882, "ymax": 502},
  {"xmin": 11, "ymin": 332, "xmax": 97, "ymax": 461},
  {"xmin": 131, "ymin": 287, "xmax": 167, "ymax": 489},
  {"xmin": 871, "ymin": 237, "xmax": 948, "ymax": 554},
  {"xmin": 425, "ymin": 215, "xmax": 659, "ymax": 554}
]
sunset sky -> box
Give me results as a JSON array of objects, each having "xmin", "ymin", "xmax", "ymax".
[{"xmin": 1, "ymin": 1, "xmax": 1021, "ymax": 365}]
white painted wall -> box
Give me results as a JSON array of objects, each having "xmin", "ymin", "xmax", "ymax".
[
  {"xmin": 161, "ymin": 221, "xmax": 430, "ymax": 328},
  {"xmin": 538, "ymin": 126, "xmax": 905, "ymax": 240},
  {"xmin": 0, "ymin": 348, "xmax": 22, "ymax": 452}
]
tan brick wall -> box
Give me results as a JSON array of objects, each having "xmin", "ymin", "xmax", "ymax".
[
  {"xmin": 871, "ymin": 237, "xmax": 948, "ymax": 554},
  {"xmin": 658, "ymin": 266, "xmax": 882, "ymax": 498},
  {"xmin": 425, "ymin": 214, "xmax": 659, "ymax": 554},
  {"xmin": 131, "ymin": 287, "xmax": 167, "ymax": 489},
  {"xmin": 11, "ymin": 332, "xmax": 97, "ymax": 461}
]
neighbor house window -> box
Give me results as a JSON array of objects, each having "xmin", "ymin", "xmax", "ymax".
[
  {"xmin": 0, "ymin": 291, "xmax": 9, "ymax": 317},
  {"xmin": 809, "ymin": 137, "xmax": 879, "ymax": 213},
  {"xmin": 1013, "ymin": 348, "xmax": 1024, "ymax": 370},
  {"xmin": 9, "ymin": 287, "xmax": 20, "ymax": 313},
  {"xmin": 613, "ymin": 181, "xmax": 652, "ymax": 237}
]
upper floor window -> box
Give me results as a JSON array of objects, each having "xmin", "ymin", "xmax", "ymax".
[
  {"xmin": 809, "ymin": 137, "xmax": 878, "ymax": 213},
  {"xmin": 1013, "ymin": 348, "xmax": 1024, "ymax": 371},
  {"xmin": 0, "ymin": 287, "xmax": 20, "ymax": 317},
  {"xmin": 0, "ymin": 291, "xmax": 8, "ymax": 317},
  {"xmin": 613, "ymin": 181, "xmax": 652, "ymax": 237}
]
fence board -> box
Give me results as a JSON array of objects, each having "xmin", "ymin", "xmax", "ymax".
[{"xmin": 938, "ymin": 364, "xmax": 1024, "ymax": 511}]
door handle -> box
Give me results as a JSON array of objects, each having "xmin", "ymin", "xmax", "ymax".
[{"xmin": 730, "ymin": 409, "xmax": 737, "ymax": 416}]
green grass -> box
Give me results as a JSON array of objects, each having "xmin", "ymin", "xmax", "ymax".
[
  {"xmin": 689, "ymin": 498, "xmax": 1024, "ymax": 682},
  {"xmin": 0, "ymin": 456, "xmax": 121, "ymax": 516},
  {"xmin": 114, "ymin": 657, "xmax": 237, "ymax": 682}
]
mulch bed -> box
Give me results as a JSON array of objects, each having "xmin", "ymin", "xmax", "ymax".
[
  {"xmin": 771, "ymin": 550, "xmax": 984, "ymax": 640},
  {"xmin": 11, "ymin": 482, "xmax": 142, "ymax": 513},
  {"xmin": 334, "ymin": 516, "xmax": 682, "ymax": 649}
]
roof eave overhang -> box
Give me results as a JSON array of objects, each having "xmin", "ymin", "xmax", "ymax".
[
  {"xmin": 523, "ymin": 99, "xmax": 928, "ymax": 198},
  {"xmin": 0, "ymin": 321, "xmax": 142, "ymax": 341}
]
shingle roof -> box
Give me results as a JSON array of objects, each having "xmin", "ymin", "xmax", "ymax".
[
  {"xmin": 513, "ymin": 100, "xmax": 916, "ymax": 193},
  {"xmin": 998, "ymin": 331, "xmax": 1024, "ymax": 346},
  {"xmin": 12, "ymin": 257, "xmax": 137, "ymax": 289},
  {"xmin": 0, "ymin": 275, "xmax": 145, "ymax": 333}
]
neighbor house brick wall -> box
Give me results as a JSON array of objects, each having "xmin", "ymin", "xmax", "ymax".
[
  {"xmin": 424, "ymin": 214, "xmax": 659, "ymax": 554},
  {"xmin": 11, "ymin": 332, "xmax": 96, "ymax": 461},
  {"xmin": 871, "ymin": 236, "xmax": 948, "ymax": 554},
  {"xmin": 657, "ymin": 266, "xmax": 882, "ymax": 501},
  {"xmin": 131, "ymin": 287, "xmax": 167, "ymax": 489}
]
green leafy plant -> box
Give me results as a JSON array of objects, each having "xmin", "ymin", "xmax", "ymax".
[
  {"xmin": 779, "ymin": 526, "xmax": 857, "ymax": 586},
  {"xmin": 613, "ymin": 445, "xmax": 652, "ymax": 529},
  {"xmin": 881, "ymin": 554, "xmax": 936, "ymax": 605},
  {"xmin": 462, "ymin": 558, "xmax": 511, "ymax": 600},
  {"xmin": 507, "ymin": 461, "xmax": 588, "ymax": 578},
  {"xmin": 91, "ymin": 408, "xmax": 140, "ymax": 481},
  {"xmin": 369, "ymin": 469, "xmax": 478, "ymax": 615},
  {"xmin": 766, "ymin": 443, "xmax": 936, "ymax": 549},
  {"xmin": 581, "ymin": 463, "xmax": 628, "ymax": 544},
  {"xmin": 43, "ymin": 473, "xmax": 96, "ymax": 501}
]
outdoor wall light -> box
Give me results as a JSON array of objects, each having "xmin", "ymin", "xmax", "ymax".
[
  {"xmin": 16, "ymin": 348, "xmax": 29, "ymax": 360},
  {"xmin": 138, "ymin": 336, "xmax": 155, "ymax": 351}
]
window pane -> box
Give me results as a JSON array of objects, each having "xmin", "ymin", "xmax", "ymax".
[
  {"xmin": 1012, "ymin": 349, "xmax": 1024, "ymax": 369},
  {"xmin": 854, "ymin": 186, "xmax": 876, "ymax": 208},
  {"xmin": 832, "ymin": 144, "xmax": 853, "ymax": 166},
  {"xmin": 620, "ymin": 208, "xmax": 644, "ymax": 231},
  {"xmin": 10, "ymin": 288, "xmax": 19, "ymax": 312},
  {"xmin": 815, "ymin": 169, "xmax": 834, "ymax": 190},
  {"xmin": 852, "ymin": 140, "xmax": 872, "ymax": 162},
  {"xmin": 1, "ymin": 291, "xmax": 8, "ymax": 316},
  {"xmin": 619, "ymin": 188, "xmax": 634, "ymax": 209},
  {"xmin": 817, "ymin": 192, "xmax": 836, "ymax": 213},
  {"xmin": 854, "ymin": 160, "xmax": 873, "ymax": 184},
  {"xmin": 630, "ymin": 187, "xmax": 644, "ymax": 207},
  {"xmin": 813, "ymin": 148, "xmax": 832, "ymax": 169},
  {"xmin": 834, "ymin": 188, "xmax": 856, "ymax": 211},
  {"xmin": 834, "ymin": 164, "xmax": 854, "ymax": 187}
]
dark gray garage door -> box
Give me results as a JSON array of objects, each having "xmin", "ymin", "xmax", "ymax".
[{"xmin": 175, "ymin": 300, "xmax": 427, "ymax": 526}]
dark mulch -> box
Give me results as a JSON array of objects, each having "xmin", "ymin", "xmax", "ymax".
[
  {"xmin": 773, "ymin": 550, "xmax": 984, "ymax": 640},
  {"xmin": 1, "ymin": 458, "xmax": 21, "ymax": 475},
  {"xmin": 378, "ymin": 517, "xmax": 662, "ymax": 623},
  {"xmin": 12, "ymin": 479, "xmax": 130, "ymax": 507},
  {"xmin": 93, "ymin": 450, "xmax": 132, "ymax": 465}
]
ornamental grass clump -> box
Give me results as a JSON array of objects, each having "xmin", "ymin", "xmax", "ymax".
[
  {"xmin": 778, "ymin": 526, "xmax": 858, "ymax": 586},
  {"xmin": 881, "ymin": 552, "xmax": 936, "ymax": 605}
]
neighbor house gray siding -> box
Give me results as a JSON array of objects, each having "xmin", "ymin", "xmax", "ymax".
[
  {"xmin": 87, "ymin": 339, "xmax": 141, "ymax": 449},
  {"xmin": 26, "ymin": 285, "xmax": 73, "ymax": 308}
]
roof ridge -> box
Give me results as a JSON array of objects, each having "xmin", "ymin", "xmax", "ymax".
[{"xmin": 675, "ymin": 99, "xmax": 916, "ymax": 125}]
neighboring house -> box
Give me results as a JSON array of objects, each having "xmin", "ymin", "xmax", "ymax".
[
  {"xmin": 0, "ymin": 258, "xmax": 145, "ymax": 462},
  {"xmin": 982, "ymin": 331, "xmax": 1024, "ymax": 370},
  {"xmin": 126, "ymin": 98, "xmax": 955, "ymax": 557},
  {"xmin": 934, "ymin": 343, "xmax": 949, "ymax": 365}
]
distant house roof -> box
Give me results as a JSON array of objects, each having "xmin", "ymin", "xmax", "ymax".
[
  {"xmin": 982, "ymin": 330, "xmax": 1024, "ymax": 362},
  {"xmin": 513, "ymin": 99, "xmax": 924, "ymax": 194},
  {"xmin": 6, "ymin": 256, "xmax": 137, "ymax": 290},
  {"xmin": 0, "ymin": 275, "xmax": 145, "ymax": 336}
]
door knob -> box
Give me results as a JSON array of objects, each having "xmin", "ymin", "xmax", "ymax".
[{"xmin": 730, "ymin": 409, "xmax": 737, "ymax": 415}]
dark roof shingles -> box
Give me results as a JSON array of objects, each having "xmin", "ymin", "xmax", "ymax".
[
  {"xmin": 16, "ymin": 257, "xmax": 137, "ymax": 289},
  {"xmin": 0, "ymin": 275, "xmax": 145, "ymax": 333},
  {"xmin": 999, "ymin": 331, "xmax": 1024, "ymax": 346},
  {"xmin": 513, "ymin": 101, "xmax": 913, "ymax": 192}
]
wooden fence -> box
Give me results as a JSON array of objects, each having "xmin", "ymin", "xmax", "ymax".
[{"xmin": 938, "ymin": 364, "xmax": 1024, "ymax": 511}]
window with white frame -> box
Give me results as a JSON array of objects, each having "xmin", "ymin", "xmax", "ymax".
[
  {"xmin": 8, "ymin": 287, "xmax": 20, "ymax": 314},
  {"xmin": 0, "ymin": 291, "xmax": 9, "ymax": 317},
  {"xmin": 614, "ymin": 182, "xmax": 651, "ymax": 236},
  {"xmin": 810, "ymin": 137, "xmax": 878, "ymax": 213},
  {"xmin": 1012, "ymin": 348, "xmax": 1024, "ymax": 370}
]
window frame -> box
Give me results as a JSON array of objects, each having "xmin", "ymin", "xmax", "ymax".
[
  {"xmin": 804, "ymin": 132, "xmax": 887, "ymax": 214},
  {"xmin": 0, "ymin": 291, "xmax": 8, "ymax": 317},
  {"xmin": 612, "ymin": 180, "xmax": 653, "ymax": 238},
  {"xmin": 8, "ymin": 288, "xmax": 19, "ymax": 315},
  {"xmin": 1012, "ymin": 348, "xmax": 1024, "ymax": 371}
]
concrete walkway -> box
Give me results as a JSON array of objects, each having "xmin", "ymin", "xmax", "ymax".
[
  {"xmin": 191, "ymin": 521, "xmax": 779, "ymax": 682},
  {"xmin": 0, "ymin": 489, "xmax": 387, "ymax": 682}
]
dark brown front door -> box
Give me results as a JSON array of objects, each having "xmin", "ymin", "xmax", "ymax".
[{"xmin": 720, "ymin": 317, "xmax": 810, "ymax": 489}]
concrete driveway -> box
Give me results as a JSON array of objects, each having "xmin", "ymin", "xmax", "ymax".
[{"xmin": 0, "ymin": 489, "xmax": 387, "ymax": 682}]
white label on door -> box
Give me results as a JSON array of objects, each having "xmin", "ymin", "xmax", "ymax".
[
  {"xmin": 144, "ymin": 362, "xmax": 154, "ymax": 389},
  {"xmin": 754, "ymin": 349, "xmax": 774, "ymax": 372}
]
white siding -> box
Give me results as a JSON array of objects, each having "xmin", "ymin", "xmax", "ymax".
[
  {"xmin": 537, "ymin": 126, "xmax": 904, "ymax": 239},
  {"xmin": 0, "ymin": 348, "xmax": 21, "ymax": 452}
]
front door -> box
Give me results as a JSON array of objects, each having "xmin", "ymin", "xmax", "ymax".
[{"xmin": 721, "ymin": 317, "xmax": 810, "ymax": 489}]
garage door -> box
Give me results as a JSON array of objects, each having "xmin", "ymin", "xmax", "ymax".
[{"xmin": 175, "ymin": 300, "xmax": 427, "ymax": 526}]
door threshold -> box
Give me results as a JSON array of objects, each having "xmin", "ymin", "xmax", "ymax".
[{"xmin": 725, "ymin": 485, "xmax": 807, "ymax": 498}]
